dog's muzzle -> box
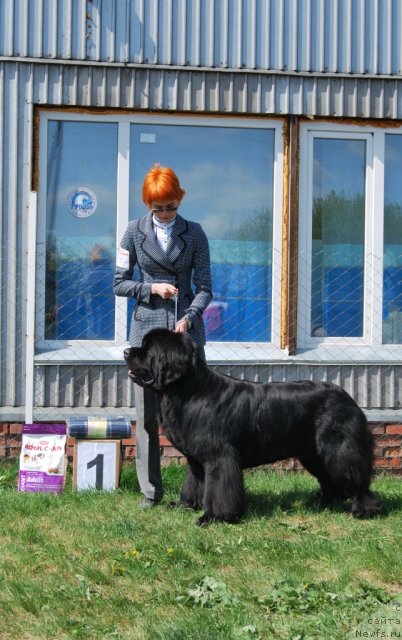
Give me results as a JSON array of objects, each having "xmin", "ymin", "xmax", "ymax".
[{"xmin": 127, "ymin": 369, "xmax": 155, "ymax": 387}]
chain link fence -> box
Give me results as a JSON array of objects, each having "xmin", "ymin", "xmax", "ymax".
[{"xmin": 0, "ymin": 239, "xmax": 401, "ymax": 423}]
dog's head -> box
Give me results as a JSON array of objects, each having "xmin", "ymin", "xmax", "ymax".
[{"xmin": 124, "ymin": 328, "xmax": 197, "ymax": 391}]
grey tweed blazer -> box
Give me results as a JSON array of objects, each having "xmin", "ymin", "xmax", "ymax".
[{"xmin": 113, "ymin": 212, "xmax": 212, "ymax": 347}]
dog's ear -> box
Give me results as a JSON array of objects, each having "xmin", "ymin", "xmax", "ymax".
[{"xmin": 154, "ymin": 336, "xmax": 196, "ymax": 387}]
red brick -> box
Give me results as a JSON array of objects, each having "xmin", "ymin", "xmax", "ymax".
[
  {"xmin": 0, "ymin": 424, "xmax": 9, "ymax": 434},
  {"xmin": 67, "ymin": 437, "xmax": 75, "ymax": 447},
  {"xmin": 122, "ymin": 437, "xmax": 136, "ymax": 446},
  {"xmin": 7, "ymin": 437, "xmax": 21, "ymax": 448},
  {"xmin": 162, "ymin": 446, "xmax": 183, "ymax": 457},
  {"xmin": 123, "ymin": 446, "xmax": 136, "ymax": 459},
  {"xmin": 386, "ymin": 425, "xmax": 402, "ymax": 435},
  {"xmin": 159, "ymin": 435, "xmax": 172, "ymax": 446},
  {"xmin": 10, "ymin": 424, "xmax": 22, "ymax": 435},
  {"xmin": 376, "ymin": 435, "xmax": 401, "ymax": 446},
  {"xmin": 375, "ymin": 457, "xmax": 401, "ymax": 468},
  {"xmin": 370, "ymin": 425, "xmax": 386, "ymax": 435},
  {"xmin": 0, "ymin": 446, "xmax": 8, "ymax": 457},
  {"xmin": 383, "ymin": 447, "xmax": 402, "ymax": 458}
]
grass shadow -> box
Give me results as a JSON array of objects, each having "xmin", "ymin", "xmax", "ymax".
[{"xmin": 244, "ymin": 487, "xmax": 342, "ymax": 519}]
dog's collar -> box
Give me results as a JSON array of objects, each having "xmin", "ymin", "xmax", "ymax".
[{"xmin": 128, "ymin": 370, "xmax": 155, "ymax": 387}]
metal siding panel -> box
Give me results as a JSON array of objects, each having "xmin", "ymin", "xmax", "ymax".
[
  {"xmin": 0, "ymin": 0, "xmax": 401, "ymax": 76},
  {"xmin": 339, "ymin": 0, "xmax": 352, "ymax": 74},
  {"xmin": 392, "ymin": 0, "xmax": 402, "ymax": 75},
  {"xmin": 115, "ymin": 0, "xmax": 130, "ymax": 62},
  {"xmin": 29, "ymin": 362, "xmax": 402, "ymax": 414},
  {"xmin": 0, "ymin": 0, "xmax": 14, "ymax": 56},
  {"xmin": 86, "ymin": 0, "xmax": 100, "ymax": 60},
  {"xmin": 227, "ymin": 0, "xmax": 241, "ymax": 69},
  {"xmin": 284, "ymin": 0, "xmax": 297, "ymax": 72},
  {"xmin": 101, "ymin": 0, "xmax": 116, "ymax": 62},
  {"xmin": 311, "ymin": 0, "xmax": 325, "ymax": 73},
  {"xmin": 172, "ymin": 0, "xmax": 186, "ymax": 66},
  {"xmin": 158, "ymin": 0, "xmax": 173, "ymax": 65},
  {"xmin": 72, "ymin": 0, "xmax": 87, "ymax": 60},
  {"xmin": 217, "ymin": 0, "xmax": 229, "ymax": 68},
  {"xmin": 255, "ymin": 0, "xmax": 269, "ymax": 70},
  {"xmin": 14, "ymin": 0, "xmax": 29, "ymax": 58},
  {"xmin": 129, "ymin": 0, "xmax": 144, "ymax": 63},
  {"xmin": 379, "ymin": 0, "xmax": 392, "ymax": 75},
  {"xmin": 58, "ymin": 0, "xmax": 74, "ymax": 60},
  {"xmin": 297, "ymin": 0, "xmax": 311, "ymax": 72},
  {"xmin": 41, "ymin": 0, "xmax": 57, "ymax": 59},
  {"xmin": 3, "ymin": 64, "xmax": 19, "ymax": 407},
  {"xmin": 143, "ymin": 0, "xmax": 158, "ymax": 64}
]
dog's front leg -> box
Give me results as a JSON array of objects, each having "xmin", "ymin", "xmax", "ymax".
[
  {"xmin": 170, "ymin": 458, "xmax": 205, "ymax": 510},
  {"xmin": 198, "ymin": 451, "xmax": 245, "ymax": 526}
]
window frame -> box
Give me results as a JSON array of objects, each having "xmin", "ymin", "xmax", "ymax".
[
  {"xmin": 36, "ymin": 110, "xmax": 285, "ymax": 361},
  {"xmin": 297, "ymin": 121, "xmax": 402, "ymax": 354}
]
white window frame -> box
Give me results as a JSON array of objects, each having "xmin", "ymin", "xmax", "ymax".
[
  {"xmin": 298, "ymin": 122, "xmax": 402, "ymax": 357},
  {"xmin": 35, "ymin": 111, "xmax": 284, "ymax": 362}
]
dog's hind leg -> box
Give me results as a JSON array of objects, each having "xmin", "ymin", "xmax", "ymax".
[{"xmin": 198, "ymin": 450, "xmax": 245, "ymax": 526}]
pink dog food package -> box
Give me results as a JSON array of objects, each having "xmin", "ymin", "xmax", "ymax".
[{"xmin": 18, "ymin": 424, "xmax": 67, "ymax": 493}]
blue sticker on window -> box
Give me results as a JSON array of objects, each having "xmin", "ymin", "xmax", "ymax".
[{"xmin": 66, "ymin": 187, "xmax": 97, "ymax": 218}]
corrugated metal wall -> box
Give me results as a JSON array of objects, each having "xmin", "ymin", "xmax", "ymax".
[
  {"xmin": 1, "ymin": 1, "xmax": 402, "ymax": 418},
  {"xmin": 32, "ymin": 362, "xmax": 402, "ymax": 420},
  {"xmin": 1, "ymin": 0, "xmax": 402, "ymax": 76}
]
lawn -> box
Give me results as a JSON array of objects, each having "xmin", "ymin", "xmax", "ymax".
[{"xmin": 0, "ymin": 461, "xmax": 401, "ymax": 640}]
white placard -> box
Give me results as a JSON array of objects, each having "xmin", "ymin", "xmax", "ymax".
[
  {"xmin": 140, "ymin": 133, "xmax": 156, "ymax": 143},
  {"xmin": 73, "ymin": 440, "xmax": 121, "ymax": 491}
]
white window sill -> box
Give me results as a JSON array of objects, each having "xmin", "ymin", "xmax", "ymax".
[{"xmin": 34, "ymin": 341, "xmax": 402, "ymax": 365}]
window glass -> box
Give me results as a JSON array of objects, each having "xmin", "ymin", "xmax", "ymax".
[
  {"xmin": 311, "ymin": 138, "xmax": 366, "ymax": 337},
  {"xmin": 383, "ymin": 135, "xmax": 402, "ymax": 344},
  {"xmin": 45, "ymin": 121, "xmax": 118, "ymax": 340},
  {"xmin": 129, "ymin": 124, "xmax": 275, "ymax": 342}
]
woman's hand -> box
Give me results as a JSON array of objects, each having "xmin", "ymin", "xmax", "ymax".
[
  {"xmin": 151, "ymin": 283, "xmax": 178, "ymax": 299},
  {"xmin": 175, "ymin": 318, "xmax": 188, "ymax": 334}
]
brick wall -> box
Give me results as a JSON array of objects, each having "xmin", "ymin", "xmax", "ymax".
[{"xmin": 2, "ymin": 422, "xmax": 402, "ymax": 474}]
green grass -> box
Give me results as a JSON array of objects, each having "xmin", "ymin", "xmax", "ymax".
[{"xmin": 0, "ymin": 461, "xmax": 402, "ymax": 640}]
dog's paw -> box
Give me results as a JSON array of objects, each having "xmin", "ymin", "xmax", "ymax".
[
  {"xmin": 167, "ymin": 500, "xmax": 200, "ymax": 511},
  {"xmin": 351, "ymin": 492, "xmax": 383, "ymax": 518},
  {"xmin": 167, "ymin": 500, "xmax": 181, "ymax": 509},
  {"xmin": 197, "ymin": 512, "xmax": 215, "ymax": 527},
  {"xmin": 197, "ymin": 512, "xmax": 241, "ymax": 526}
]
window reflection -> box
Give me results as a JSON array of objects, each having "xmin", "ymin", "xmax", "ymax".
[
  {"xmin": 45, "ymin": 121, "xmax": 117, "ymax": 340},
  {"xmin": 383, "ymin": 135, "xmax": 402, "ymax": 344},
  {"xmin": 311, "ymin": 138, "xmax": 366, "ymax": 338},
  {"xmin": 129, "ymin": 124, "xmax": 275, "ymax": 342}
]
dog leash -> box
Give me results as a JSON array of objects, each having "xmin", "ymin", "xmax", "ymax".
[{"xmin": 173, "ymin": 293, "xmax": 178, "ymax": 327}]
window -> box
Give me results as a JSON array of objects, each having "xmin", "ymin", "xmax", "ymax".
[
  {"xmin": 42, "ymin": 121, "xmax": 118, "ymax": 341},
  {"xmin": 37, "ymin": 113, "xmax": 283, "ymax": 353},
  {"xmin": 298, "ymin": 123, "xmax": 402, "ymax": 349},
  {"xmin": 383, "ymin": 135, "xmax": 402, "ymax": 344}
]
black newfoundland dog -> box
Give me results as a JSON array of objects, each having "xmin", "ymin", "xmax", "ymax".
[{"xmin": 124, "ymin": 328, "xmax": 381, "ymax": 525}]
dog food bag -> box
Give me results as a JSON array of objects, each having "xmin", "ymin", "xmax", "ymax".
[{"xmin": 18, "ymin": 424, "xmax": 67, "ymax": 493}]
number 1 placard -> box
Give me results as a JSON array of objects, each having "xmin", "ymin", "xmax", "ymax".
[{"xmin": 73, "ymin": 440, "xmax": 121, "ymax": 491}]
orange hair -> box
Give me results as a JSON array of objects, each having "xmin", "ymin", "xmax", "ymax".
[{"xmin": 142, "ymin": 163, "xmax": 186, "ymax": 206}]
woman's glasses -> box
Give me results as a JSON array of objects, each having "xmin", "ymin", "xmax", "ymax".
[{"xmin": 151, "ymin": 204, "xmax": 178, "ymax": 214}]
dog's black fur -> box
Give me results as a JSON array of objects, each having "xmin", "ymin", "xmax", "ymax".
[{"xmin": 125, "ymin": 328, "xmax": 382, "ymax": 525}]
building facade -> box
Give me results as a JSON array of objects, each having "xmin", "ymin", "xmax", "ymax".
[{"xmin": 0, "ymin": 1, "xmax": 401, "ymax": 465}]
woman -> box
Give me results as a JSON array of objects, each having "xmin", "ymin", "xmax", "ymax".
[{"xmin": 113, "ymin": 164, "xmax": 212, "ymax": 506}]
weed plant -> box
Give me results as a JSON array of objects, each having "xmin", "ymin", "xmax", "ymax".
[{"xmin": 0, "ymin": 461, "xmax": 401, "ymax": 639}]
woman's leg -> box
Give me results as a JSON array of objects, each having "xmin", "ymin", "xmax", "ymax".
[{"xmin": 134, "ymin": 383, "xmax": 163, "ymax": 502}]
